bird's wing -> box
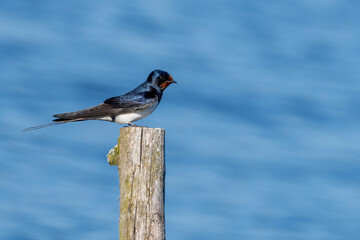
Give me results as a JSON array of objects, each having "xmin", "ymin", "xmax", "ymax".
[
  {"xmin": 103, "ymin": 91, "xmax": 157, "ymax": 110},
  {"xmin": 53, "ymin": 92, "xmax": 158, "ymax": 120}
]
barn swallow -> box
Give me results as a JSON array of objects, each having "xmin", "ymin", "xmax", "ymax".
[{"xmin": 23, "ymin": 70, "xmax": 176, "ymax": 131}]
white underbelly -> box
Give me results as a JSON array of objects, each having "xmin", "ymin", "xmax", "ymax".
[{"xmin": 99, "ymin": 104, "xmax": 158, "ymax": 124}]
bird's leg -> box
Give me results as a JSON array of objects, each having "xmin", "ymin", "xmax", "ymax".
[{"xmin": 128, "ymin": 122, "xmax": 138, "ymax": 127}]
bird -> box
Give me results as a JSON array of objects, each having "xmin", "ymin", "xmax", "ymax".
[{"xmin": 23, "ymin": 70, "xmax": 176, "ymax": 131}]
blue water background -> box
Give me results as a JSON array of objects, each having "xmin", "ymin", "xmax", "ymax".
[{"xmin": 1, "ymin": 1, "xmax": 359, "ymax": 239}]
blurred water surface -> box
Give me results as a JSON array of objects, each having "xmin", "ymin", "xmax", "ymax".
[{"xmin": 1, "ymin": 1, "xmax": 359, "ymax": 240}]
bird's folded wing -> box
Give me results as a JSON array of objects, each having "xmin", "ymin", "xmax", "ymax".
[
  {"xmin": 53, "ymin": 93, "xmax": 157, "ymax": 120},
  {"xmin": 103, "ymin": 91, "xmax": 157, "ymax": 110}
]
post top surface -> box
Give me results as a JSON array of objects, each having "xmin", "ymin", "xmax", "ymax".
[{"xmin": 120, "ymin": 127, "xmax": 165, "ymax": 131}]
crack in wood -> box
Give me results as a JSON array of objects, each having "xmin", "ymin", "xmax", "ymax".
[
  {"xmin": 133, "ymin": 203, "xmax": 137, "ymax": 240},
  {"xmin": 148, "ymin": 139, "xmax": 153, "ymax": 239},
  {"xmin": 139, "ymin": 128, "xmax": 144, "ymax": 167}
]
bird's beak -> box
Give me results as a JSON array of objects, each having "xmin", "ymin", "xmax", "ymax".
[{"xmin": 168, "ymin": 75, "xmax": 177, "ymax": 84}]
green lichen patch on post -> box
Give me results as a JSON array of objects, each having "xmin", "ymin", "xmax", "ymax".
[
  {"xmin": 120, "ymin": 174, "xmax": 134, "ymax": 240},
  {"xmin": 107, "ymin": 137, "xmax": 120, "ymax": 166}
]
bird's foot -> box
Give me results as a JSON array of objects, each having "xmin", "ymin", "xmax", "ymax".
[{"xmin": 128, "ymin": 122, "xmax": 139, "ymax": 127}]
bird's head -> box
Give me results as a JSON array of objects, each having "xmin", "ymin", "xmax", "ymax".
[{"xmin": 147, "ymin": 70, "xmax": 177, "ymax": 91}]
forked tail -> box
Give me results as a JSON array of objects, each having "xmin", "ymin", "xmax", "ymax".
[{"xmin": 22, "ymin": 119, "xmax": 83, "ymax": 132}]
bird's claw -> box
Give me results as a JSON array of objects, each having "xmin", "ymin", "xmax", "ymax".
[{"xmin": 128, "ymin": 122, "xmax": 139, "ymax": 127}]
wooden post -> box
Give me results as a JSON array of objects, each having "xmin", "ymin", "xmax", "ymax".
[{"xmin": 107, "ymin": 127, "xmax": 166, "ymax": 240}]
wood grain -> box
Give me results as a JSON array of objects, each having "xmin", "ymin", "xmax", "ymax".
[{"xmin": 116, "ymin": 127, "xmax": 165, "ymax": 240}]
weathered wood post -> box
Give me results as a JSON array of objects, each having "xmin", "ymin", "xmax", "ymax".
[{"xmin": 107, "ymin": 127, "xmax": 166, "ymax": 240}]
